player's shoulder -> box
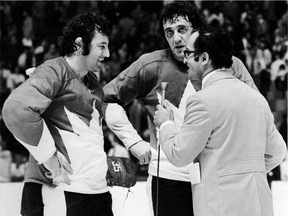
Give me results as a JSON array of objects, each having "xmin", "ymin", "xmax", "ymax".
[
  {"xmin": 40, "ymin": 57, "xmax": 66, "ymax": 71},
  {"xmin": 138, "ymin": 49, "xmax": 170, "ymax": 64},
  {"xmin": 35, "ymin": 57, "xmax": 74, "ymax": 80}
]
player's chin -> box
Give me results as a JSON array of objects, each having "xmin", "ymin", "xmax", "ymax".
[
  {"xmin": 173, "ymin": 51, "xmax": 185, "ymax": 61},
  {"xmin": 94, "ymin": 62, "xmax": 102, "ymax": 71}
]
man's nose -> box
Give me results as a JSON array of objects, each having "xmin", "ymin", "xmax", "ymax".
[
  {"xmin": 103, "ymin": 47, "xmax": 110, "ymax": 58},
  {"xmin": 173, "ymin": 32, "xmax": 183, "ymax": 44},
  {"xmin": 183, "ymin": 58, "xmax": 187, "ymax": 64}
]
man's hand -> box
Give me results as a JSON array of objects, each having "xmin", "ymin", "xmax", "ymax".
[
  {"xmin": 130, "ymin": 141, "xmax": 151, "ymax": 165},
  {"xmin": 43, "ymin": 151, "xmax": 73, "ymax": 185},
  {"xmin": 154, "ymin": 100, "xmax": 174, "ymax": 128}
]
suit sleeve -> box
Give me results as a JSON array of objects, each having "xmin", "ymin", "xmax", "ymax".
[
  {"xmin": 160, "ymin": 94, "xmax": 212, "ymax": 167},
  {"xmin": 231, "ymin": 56, "xmax": 259, "ymax": 91},
  {"xmin": 2, "ymin": 66, "xmax": 61, "ymax": 163},
  {"xmin": 265, "ymin": 110, "xmax": 287, "ymax": 172}
]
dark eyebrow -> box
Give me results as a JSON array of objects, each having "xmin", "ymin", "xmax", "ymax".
[
  {"xmin": 177, "ymin": 24, "xmax": 189, "ymax": 28},
  {"xmin": 164, "ymin": 23, "xmax": 190, "ymax": 30},
  {"xmin": 97, "ymin": 41, "xmax": 108, "ymax": 45},
  {"xmin": 164, "ymin": 27, "xmax": 173, "ymax": 31}
]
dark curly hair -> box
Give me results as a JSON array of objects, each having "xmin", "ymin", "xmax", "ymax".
[
  {"xmin": 158, "ymin": 1, "xmax": 207, "ymax": 39},
  {"xmin": 194, "ymin": 25, "xmax": 233, "ymax": 69},
  {"xmin": 58, "ymin": 11, "xmax": 111, "ymax": 56}
]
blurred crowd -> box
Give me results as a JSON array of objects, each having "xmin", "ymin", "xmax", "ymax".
[{"xmin": 0, "ymin": 1, "xmax": 287, "ymax": 183}]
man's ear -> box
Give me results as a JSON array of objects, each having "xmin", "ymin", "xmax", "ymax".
[
  {"xmin": 201, "ymin": 52, "xmax": 209, "ymax": 65},
  {"xmin": 75, "ymin": 37, "xmax": 83, "ymax": 51}
]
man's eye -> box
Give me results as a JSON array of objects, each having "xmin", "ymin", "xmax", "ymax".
[
  {"xmin": 165, "ymin": 30, "xmax": 174, "ymax": 38},
  {"xmin": 178, "ymin": 27, "xmax": 188, "ymax": 34}
]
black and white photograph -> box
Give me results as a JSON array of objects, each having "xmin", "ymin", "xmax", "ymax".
[{"xmin": 0, "ymin": 1, "xmax": 287, "ymax": 216}]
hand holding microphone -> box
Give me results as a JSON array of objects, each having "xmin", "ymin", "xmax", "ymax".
[{"xmin": 154, "ymin": 82, "xmax": 174, "ymax": 128}]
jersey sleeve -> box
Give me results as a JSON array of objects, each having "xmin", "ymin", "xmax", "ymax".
[{"xmin": 2, "ymin": 65, "xmax": 62, "ymax": 163}]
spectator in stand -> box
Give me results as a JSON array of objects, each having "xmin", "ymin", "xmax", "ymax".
[
  {"xmin": 255, "ymin": 13, "xmax": 271, "ymax": 44},
  {"xmin": 6, "ymin": 65, "xmax": 26, "ymax": 92},
  {"xmin": 0, "ymin": 60, "xmax": 12, "ymax": 106},
  {"xmin": 22, "ymin": 10, "xmax": 33, "ymax": 45},
  {"xmin": 252, "ymin": 39, "xmax": 272, "ymax": 90},
  {"xmin": 10, "ymin": 153, "xmax": 28, "ymax": 182},
  {"xmin": 44, "ymin": 43, "xmax": 60, "ymax": 61},
  {"xmin": 271, "ymin": 48, "xmax": 287, "ymax": 79},
  {"xmin": 0, "ymin": 134, "xmax": 12, "ymax": 182},
  {"xmin": 18, "ymin": 41, "xmax": 34, "ymax": 70},
  {"xmin": 275, "ymin": 63, "xmax": 288, "ymax": 97}
]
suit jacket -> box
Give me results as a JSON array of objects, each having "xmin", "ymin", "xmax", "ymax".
[{"xmin": 160, "ymin": 70, "xmax": 287, "ymax": 216}]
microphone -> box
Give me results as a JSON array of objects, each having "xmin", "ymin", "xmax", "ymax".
[
  {"xmin": 156, "ymin": 82, "xmax": 168, "ymax": 216},
  {"xmin": 160, "ymin": 82, "xmax": 168, "ymax": 106}
]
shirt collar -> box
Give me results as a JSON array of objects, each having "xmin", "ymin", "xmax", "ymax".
[
  {"xmin": 202, "ymin": 68, "xmax": 226, "ymax": 89},
  {"xmin": 202, "ymin": 71, "xmax": 217, "ymax": 90}
]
